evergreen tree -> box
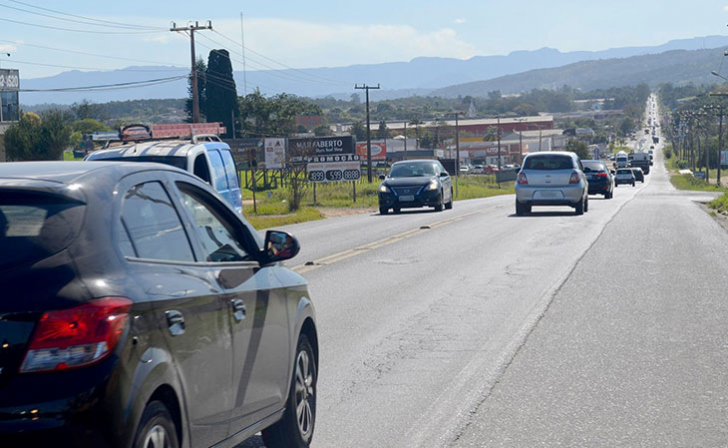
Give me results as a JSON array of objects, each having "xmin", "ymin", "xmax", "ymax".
[
  {"xmin": 204, "ymin": 50, "xmax": 239, "ymax": 137},
  {"xmin": 185, "ymin": 58, "xmax": 207, "ymax": 123}
]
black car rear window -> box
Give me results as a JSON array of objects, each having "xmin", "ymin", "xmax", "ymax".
[
  {"xmin": 524, "ymin": 155, "xmax": 574, "ymax": 171},
  {"xmin": 582, "ymin": 162, "xmax": 605, "ymax": 173},
  {"xmin": 0, "ymin": 192, "xmax": 84, "ymax": 269}
]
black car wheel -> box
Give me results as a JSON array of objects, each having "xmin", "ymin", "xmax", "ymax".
[
  {"xmin": 133, "ymin": 401, "xmax": 180, "ymax": 448},
  {"xmin": 379, "ymin": 207, "xmax": 389, "ymax": 215},
  {"xmin": 515, "ymin": 200, "xmax": 526, "ymax": 216},
  {"xmin": 445, "ymin": 188, "xmax": 453, "ymax": 210},
  {"xmin": 575, "ymin": 197, "xmax": 585, "ymax": 215},
  {"xmin": 584, "ymin": 197, "xmax": 589, "ymax": 212},
  {"xmin": 263, "ymin": 334, "xmax": 317, "ymax": 448},
  {"xmin": 434, "ymin": 191, "xmax": 444, "ymax": 212}
]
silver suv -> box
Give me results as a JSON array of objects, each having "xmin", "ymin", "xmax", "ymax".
[{"xmin": 515, "ymin": 151, "xmax": 589, "ymax": 216}]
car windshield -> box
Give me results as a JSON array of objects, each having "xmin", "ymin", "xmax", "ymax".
[
  {"xmin": 389, "ymin": 163, "xmax": 437, "ymax": 178},
  {"xmin": 523, "ymin": 155, "xmax": 574, "ymax": 171}
]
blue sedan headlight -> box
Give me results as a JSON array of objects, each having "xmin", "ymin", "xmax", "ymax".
[
  {"xmin": 379, "ymin": 184, "xmax": 391, "ymax": 193},
  {"xmin": 427, "ymin": 179, "xmax": 439, "ymax": 191}
]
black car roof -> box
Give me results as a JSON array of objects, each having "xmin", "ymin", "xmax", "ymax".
[{"xmin": 0, "ymin": 161, "xmax": 183, "ymax": 184}]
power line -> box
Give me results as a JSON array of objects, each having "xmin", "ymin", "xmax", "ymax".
[
  {"xmin": 195, "ymin": 33, "xmax": 327, "ymax": 86},
  {"xmin": 0, "ymin": 39, "xmax": 186, "ymax": 68},
  {"xmin": 9, "ymin": 58, "xmax": 187, "ymax": 72},
  {"xmin": 212, "ymin": 29, "xmax": 350, "ymax": 86},
  {"xmin": 5, "ymin": 0, "xmax": 166, "ymax": 30},
  {"xmin": 20, "ymin": 75, "xmax": 186, "ymax": 92},
  {"xmin": 0, "ymin": 16, "xmax": 165, "ymax": 34},
  {"xmin": 0, "ymin": 2, "xmax": 154, "ymax": 30}
]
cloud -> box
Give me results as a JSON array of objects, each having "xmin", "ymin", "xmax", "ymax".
[
  {"xmin": 454, "ymin": 18, "xmax": 468, "ymax": 24},
  {"xmin": 0, "ymin": 44, "xmax": 17, "ymax": 53},
  {"xmin": 724, "ymin": 5, "xmax": 728, "ymax": 12},
  {"xmin": 212, "ymin": 19, "xmax": 477, "ymax": 70}
]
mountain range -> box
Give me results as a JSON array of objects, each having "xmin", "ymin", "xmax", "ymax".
[{"xmin": 17, "ymin": 35, "xmax": 728, "ymax": 105}]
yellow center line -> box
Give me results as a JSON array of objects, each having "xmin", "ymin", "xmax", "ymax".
[{"xmin": 291, "ymin": 206, "xmax": 497, "ymax": 274}]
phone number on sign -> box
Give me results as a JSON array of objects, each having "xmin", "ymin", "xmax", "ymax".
[{"xmin": 308, "ymin": 169, "xmax": 361, "ymax": 183}]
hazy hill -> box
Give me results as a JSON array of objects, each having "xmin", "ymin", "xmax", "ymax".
[
  {"xmin": 17, "ymin": 35, "xmax": 728, "ymax": 105},
  {"xmin": 431, "ymin": 48, "xmax": 725, "ymax": 97}
]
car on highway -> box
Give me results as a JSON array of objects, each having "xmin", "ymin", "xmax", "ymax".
[
  {"xmin": 630, "ymin": 167, "xmax": 645, "ymax": 183},
  {"xmin": 459, "ymin": 165, "xmax": 471, "ymax": 174},
  {"xmin": 615, "ymin": 168, "xmax": 636, "ymax": 186},
  {"xmin": 472, "ymin": 165, "xmax": 485, "ymax": 174},
  {"xmin": 582, "ymin": 159, "xmax": 614, "ymax": 199},
  {"xmin": 378, "ymin": 159, "xmax": 453, "ymax": 214},
  {"xmin": 514, "ymin": 151, "xmax": 589, "ymax": 216},
  {"xmin": 0, "ymin": 162, "xmax": 318, "ymax": 448}
]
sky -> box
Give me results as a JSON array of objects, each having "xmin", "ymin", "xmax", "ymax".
[{"xmin": 1, "ymin": 0, "xmax": 728, "ymax": 80}]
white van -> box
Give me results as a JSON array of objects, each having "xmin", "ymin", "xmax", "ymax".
[{"xmin": 86, "ymin": 135, "xmax": 243, "ymax": 215}]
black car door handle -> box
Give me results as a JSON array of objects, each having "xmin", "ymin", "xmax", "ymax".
[
  {"xmin": 232, "ymin": 299, "xmax": 246, "ymax": 322},
  {"xmin": 165, "ymin": 310, "xmax": 185, "ymax": 336}
]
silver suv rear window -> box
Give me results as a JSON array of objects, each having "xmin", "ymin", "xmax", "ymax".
[{"xmin": 523, "ymin": 155, "xmax": 574, "ymax": 171}]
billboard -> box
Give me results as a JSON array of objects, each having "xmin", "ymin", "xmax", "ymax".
[
  {"xmin": 0, "ymin": 69, "xmax": 19, "ymax": 123},
  {"xmin": 289, "ymin": 136, "xmax": 354, "ymax": 156},
  {"xmin": 264, "ymin": 138, "xmax": 286, "ymax": 169},
  {"xmin": 356, "ymin": 140, "xmax": 387, "ymax": 160}
]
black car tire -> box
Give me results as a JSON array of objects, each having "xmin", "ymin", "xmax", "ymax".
[
  {"xmin": 445, "ymin": 188, "xmax": 453, "ymax": 210},
  {"xmin": 133, "ymin": 401, "xmax": 180, "ymax": 448},
  {"xmin": 584, "ymin": 197, "xmax": 589, "ymax": 212},
  {"xmin": 262, "ymin": 334, "xmax": 317, "ymax": 448},
  {"xmin": 515, "ymin": 200, "xmax": 526, "ymax": 216},
  {"xmin": 393, "ymin": 207, "xmax": 401, "ymax": 214},
  {"xmin": 379, "ymin": 207, "xmax": 388, "ymax": 215},
  {"xmin": 434, "ymin": 191, "xmax": 444, "ymax": 212},
  {"xmin": 632, "ymin": 182, "xmax": 635, "ymax": 187},
  {"xmin": 575, "ymin": 197, "xmax": 585, "ymax": 215}
]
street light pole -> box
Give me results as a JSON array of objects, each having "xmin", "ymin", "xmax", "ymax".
[{"xmin": 455, "ymin": 112, "xmax": 461, "ymax": 197}]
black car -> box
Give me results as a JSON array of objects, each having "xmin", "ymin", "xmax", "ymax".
[
  {"xmin": 581, "ymin": 159, "xmax": 614, "ymax": 199},
  {"xmin": 0, "ymin": 162, "xmax": 318, "ymax": 448},
  {"xmin": 378, "ymin": 160, "xmax": 453, "ymax": 214},
  {"xmin": 630, "ymin": 167, "xmax": 645, "ymax": 183}
]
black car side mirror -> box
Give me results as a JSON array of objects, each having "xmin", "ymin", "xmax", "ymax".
[
  {"xmin": 261, "ymin": 230, "xmax": 300, "ymax": 264},
  {"xmin": 379, "ymin": 174, "xmax": 386, "ymax": 180},
  {"xmin": 440, "ymin": 172, "xmax": 449, "ymax": 178}
]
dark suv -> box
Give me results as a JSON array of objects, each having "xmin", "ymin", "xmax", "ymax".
[
  {"xmin": 581, "ymin": 159, "xmax": 614, "ymax": 199},
  {"xmin": 0, "ymin": 162, "xmax": 318, "ymax": 448}
]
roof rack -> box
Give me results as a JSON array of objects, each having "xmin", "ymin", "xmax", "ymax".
[{"xmin": 86, "ymin": 122, "xmax": 227, "ymax": 147}]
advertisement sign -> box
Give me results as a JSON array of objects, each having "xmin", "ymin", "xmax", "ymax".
[
  {"xmin": 0, "ymin": 69, "xmax": 20, "ymax": 123},
  {"xmin": 264, "ymin": 138, "xmax": 286, "ymax": 169},
  {"xmin": 289, "ymin": 136, "xmax": 354, "ymax": 156},
  {"xmin": 307, "ymin": 160, "xmax": 361, "ymax": 183},
  {"xmin": 721, "ymin": 150, "xmax": 728, "ymax": 167},
  {"xmin": 356, "ymin": 140, "xmax": 387, "ymax": 160}
]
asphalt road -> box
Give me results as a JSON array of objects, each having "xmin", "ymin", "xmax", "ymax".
[{"xmin": 240, "ymin": 97, "xmax": 728, "ymax": 448}]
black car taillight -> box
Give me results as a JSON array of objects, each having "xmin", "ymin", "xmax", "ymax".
[
  {"xmin": 20, "ymin": 297, "xmax": 132, "ymax": 373},
  {"xmin": 517, "ymin": 172, "xmax": 528, "ymax": 185},
  {"xmin": 569, "ymin": 172, "xmax": 580, "ymax": 184}
]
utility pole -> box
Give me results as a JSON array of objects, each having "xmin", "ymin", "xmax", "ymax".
[
  {"xmin": 403, "ymin": 121, "xmax": 408, "ymax": 160},
  {"xmin": 171, "ymin": 21, "xmax": 213, "ymax": 123},
  {"xmin": 496, "ymin": 116, "xmax": 502, "ymax": 170},
  {"xmin": 455, "ymin": 112, "xmax": 461, "ymax": 197},
  {"xmin": 355, "ymin": 83, "xmax": 380, "ymax": 182}
]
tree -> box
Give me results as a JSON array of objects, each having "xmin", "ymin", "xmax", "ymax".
[
  {"xmin": 619, "ymin": 117, "xmax": 634, "ymax": 136},
  {"xmin": 350, "ymin": 93, "xmax": 361, "ymax": 105},
  {"xmin": 239, "ymin": 91, "xmax": 323, "ymax": 137},
  {"xmin": 185, "ymin": 58, "xmax": 207, "ymax": 123},
  {"xmin": 72, "ymin": 118, "xmax": 111, "ymax": 134},
  {"xmin": 566, "ymin": 139, "xmax": 590, "ymax": 160},
  {"xmin": 5, "ymin": 110, "xmax": 73, "ymax": 161},
  {"xmin": 204, "ymin": 49, "xmax": 239, "ymax": 137},
  {"xmin": 70, "ymin": 100, "xmax": 105, "ymax": 121},
  {"xmin": 350, "ymin": 121, "xmax": 367, "ymax": 141},
  {"xmin": 376, "ymin": 119, "xmax": 390, "ymax": 139},
  {"xmin": 313, "ymin": 124, "xmax": 332, "ymax": 137}
]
